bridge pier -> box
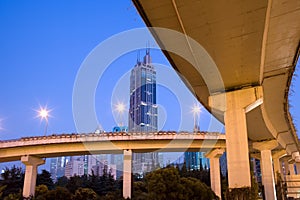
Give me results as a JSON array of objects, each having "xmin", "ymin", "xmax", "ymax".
[
  {"xmin": 205, "ymin": 148, "xmax": 224, "ymax": 199},
  {"xmin": 272, "ymin": 150, "xmax": 286, "ymax": 181},
  {"xmin": 209, "ymin": 86, "xmax": 263, "ymax": 195},
  {"xmin": 123, "ymin": 149, "xmax": 132, "ymax": 199},
  {"xmin": 21, "ymin": 155, "xmax": 45, "ymax": 198},
  {"xmin": 282, "ymin": 157, "xmax": 290, "ymax": 175},
  {"xmin": 289, "ymin": 161, "xmax": 295, "ymax": 175},
  {"xmin": 253, "ymin": 140, "xmax": 278, "ymax": 200},
  {"xmin": 296, "ymin": 163, "xmax": 300, "ymax": 174}
]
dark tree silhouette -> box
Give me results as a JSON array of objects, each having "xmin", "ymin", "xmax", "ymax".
[
  {"xmin": 37, "ymin": 170, "xmax": 54, "ymax": 190},
  {"xmin": 0, "ymin": 165, "xmax": 24, "ymax": 198}
]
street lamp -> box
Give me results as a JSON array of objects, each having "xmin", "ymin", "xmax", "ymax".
[
  {"xmin": 191, "ymin": 104, "xmax": 201, "ymax": 132},
  {"xmin": 115, "ymin": 102, "xmax": 126, "ymax": 126},
  {"xmin": 37, "ymin": 107, "xmax": 50, "ymax": 136}
]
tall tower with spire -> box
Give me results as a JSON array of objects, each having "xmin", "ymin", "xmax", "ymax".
[
  {"xmin": 128, "ymin": 48, "xmax": 159, "ymax": 174},
  {"xmin": 129, "ymin": 48, "xmax": 158, "ymax": 132}
]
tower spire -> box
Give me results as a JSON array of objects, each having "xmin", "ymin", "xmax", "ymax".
[
  {"xmin": 136, "ymin": 50, "xmax": 140, "ymax": 64},
  {"xmin": 144, "ymin": 42, "xmax": 151, "ymax": 64},
  {"xmin": 146, "ymin": 41, "xmax": 150, "ymax": 55}
]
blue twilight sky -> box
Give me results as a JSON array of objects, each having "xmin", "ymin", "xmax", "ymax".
[{"xmin": 0, "ymin": 1, "xmax": 299, "ymax": 165}]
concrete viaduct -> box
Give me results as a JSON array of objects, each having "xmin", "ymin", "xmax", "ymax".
[
  {"xmin": 0, "ymin": 132, "xmax": 226, "ymax": 198},
  {"xmin": 132, "ymin": 0, "xmax": 300, "ymax": 199}
]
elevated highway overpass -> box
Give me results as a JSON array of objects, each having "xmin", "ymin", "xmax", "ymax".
[
  {"xmin": 132, "ymin": 0, "xmax": 300, "ymax": 199},
  {"xmin": 0, "ymin": 131, "xmax": 225, "ymax": 162},
  {"xmin": 0, "ymin": 132, "xmax": 226, "ymax": 198},
  {"xmin": 0, "ymin": 132, "xmax": 297, "ymax": 199}
]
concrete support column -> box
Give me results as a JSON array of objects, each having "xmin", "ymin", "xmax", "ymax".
[
  {"xmin": 272, "ymin": 150, "xmax": 286, "ymax": 182},
  {"xmin": 289, "ymin": 162, "xmax": 295, "ymax": 175},
  {"xmin": 21, "ymin": 155, "xmax": 45, "ymax": 198},
  {"xmin": 253, "ymin": 140, "xmax": 278, "ymax": 200},
  {"xmin": 282, "ymin": 157, "xmax": 290, "ymax": 176},
  {"xmin": 205, "ymin": 148, "xmax": 225, "ymax": 199},
  {"xmin": 209, "ymin": 86, "xmax": 263, "ymax": 190},
  {"xmin": 123, "ymin": 149, "xmax": 132, "ymax": 199},
  {"xmin": 296, "ymin": 163, "xmax": 300, "ymax": 175}
]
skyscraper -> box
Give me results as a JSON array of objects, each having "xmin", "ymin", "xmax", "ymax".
[
  {"xmin": 50, "ymin": 156, "xmax": 68, "ymax": 181},
  {"xmin": 129, "ymin": 48, "xmax": 159, "ymax": 174},
  {"xmin": 129, "ymin": 48, "xmax": 158, "ymax": 132},
  {"xmin": 184, "ymin": 152, "xmax": 210, "ymax": 170}
]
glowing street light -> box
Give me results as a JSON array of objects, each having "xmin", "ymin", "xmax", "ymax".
[
  {"xmin": 115, "ymin": 102, "xmax": 126, "ymax": 113},
  {"xmin": 39, "ymin": 108, "xmax": 49, "ymax": 120},
  {"xmin": 36, "ymin": 106, "xmax": 51, "ymax": 136},
  {"xmin": 114, "ymin": 102, "xmax": 126, "ymax": 126},
  {"xmin": 191, "ymin": 103, "xmax": 201, "ymax": 132}
]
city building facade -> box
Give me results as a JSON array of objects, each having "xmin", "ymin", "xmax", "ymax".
[
  {"xmin": 128, "ymin": 49, "xmax": 159, "ymax": 174},
  {"xmin": 50, "ymin": 156, "xmax": 68, "ymax": 181},
  {"xmin": 184, "ymin": 152, "xmax": 210, "ymax": 170}
]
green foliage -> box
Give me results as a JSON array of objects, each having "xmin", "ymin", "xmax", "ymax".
[
  {"xmin": 37, "ymin": 170, "xmax": 54, "ymax": 190},
  {"xmin": 178, "ymin": 163, "xmax": 211, "ymax": 187},
  {"xmin": 146, "ymin": 167, "xmax": 183, "ymax": 200},
  {"xmin": 132, "ymin": 167, "xmax": 217, "ymax": 200},
  {"xmin": 180, "ymin": 177, "xmax": 216, "ymax": 200},
  {"xmin": 72, "ymin": 188, "xmax": 97, "ymax": 200},
  {"xmin": 66, "ymin": 175, "xmax": 83, "ymax": 194},
  {"xmin": 0, "ymin": 164, "xmax": 220, "ymax": 200},
  {"xmin": 132, "ymin": 181, "xmax": 148, "ymax": 200},
  {"xmin": 34, "ymin": 184, "xmax": 48, "ymax": 199},
  {"xmin": 0, "ymin": 185, "xmax": 7, "ymax": 199},
  {"xmin": 45, "ymin": 186, "xmax": 72, "ymax": 200},
  {"xmin": 4, "ymin": 192, "xmax": 22, "ymax": 200},
  {"xmin": 225, "ymin": 187, "xmax": 251, "ymax": 200},
  {"xmin": 56, "ymin": 176, "xmax": 68, "ymax": 187},
  {"xmin": 0, "ymin": 165, "xmax": 24, "ymax": 198}
]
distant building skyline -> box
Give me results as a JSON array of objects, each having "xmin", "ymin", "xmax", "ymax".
[{"xmin": 50, "ymin": 156, "xmax": 68, "ymax": 181}]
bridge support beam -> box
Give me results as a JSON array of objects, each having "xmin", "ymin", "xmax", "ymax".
[
  {"xmin": 123, "ymin": 149, "xmax": 132, "ymax": 199},
  {"xmin": 282, "ymin": 157, "xmax": 290, "ymax": 175},
  {"xmin": 209, "ymin": 86, "xmax": 263, "ymax": 193},
  {"xmin": 253, "ymin": 140, "xmax": 278, "ymax": 200},
  {"xmin": 272, "ymin": 150, "xmax": 286, "ymax": 181},
  {"xmin": 205, "ymin": 148, "xmax": 224, "ymax": 199},
  {"xmin": 289, "ymin": 162, "xmax": 295, "ymax": 175},
  {"xmin": 21, "ymin": 155, "xmax": 45, "ymax": 198},
  {"xmin": 296, "ymin": 163, "xmax": 300, "ymax": 175}
]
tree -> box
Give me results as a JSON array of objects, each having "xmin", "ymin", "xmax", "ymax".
[
  {"xmin": 66, "ymin": 175, "xmax": 83, "ymax": 194},
  {"xmin": 146, "ymin": 167, "xmax": 184, "ymax": 200},
  {"xmin": 45, "ymin": 187, "xmax": 72, "ymax": 200},
  {"xmin": 56, "ymin": 176, "xmax": 68, "ymax": 187},
  {"xmin": 0, "ymin": 165, "xmax": 24, "ymax": 198},
  {"xmin": 143, "ymin": 167, "xmax": 217, "ymax": 200},
  {"xmin": 0, "ymin": 185, "xmax": 7, "ymax": 199},
  {"xmin": 37, "ymin": 170, "xmax": 54, "ymax": 190},
  {"xmin": 132, "ymin": 181, "xmax": 148, "ymax": 200},
  {"xmin": 180, "ymin": 177, "xmax": 217, "ymax": 200},
  {"xmin": 35, "ymin": 184, "xmax": 48, "ymax": 200},
  {"xmin": 4, "ymin": 192, "xmax": 22, "ymax": 200},
  {"xmin": 72, "ymin": 188, "xmax": 97, "ymax": 200}
]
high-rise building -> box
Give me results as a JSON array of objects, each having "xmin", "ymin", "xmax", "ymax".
[
  {"xmin": 129, "ymin": 49, "xmax": 159, "ymax": 174},
  {"xmin": 184, "ymin": 152, "xmax": 210, "ymax": 170},
  {"xmin": 50, "ymin": 156, "xmax": 68, "ymax": 181},
  {"xmin": 65, "ymin": 156, "xmax": 85, "ymax": 178},
  {"xmin": 129, "ymin": 48, "xmax": 157, "ymax": 132}
]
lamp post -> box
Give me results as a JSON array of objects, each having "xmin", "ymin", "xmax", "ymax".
[
  {"xmin": 38, "ymin": 107, "xmax": 50, "ymax": 136},
  {"xmin": 191, "ymin": 104, "xmax": 201, "ymax": 132}
]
